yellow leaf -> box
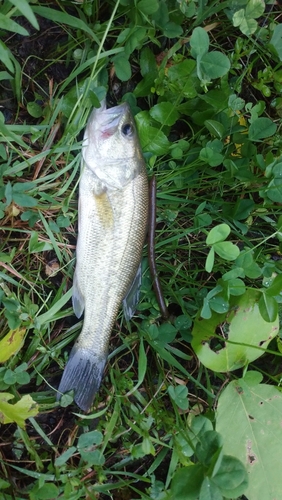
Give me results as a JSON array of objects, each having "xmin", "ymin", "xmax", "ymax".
[
  {"xmin": 0, "ymin": 393, "xmax": 39, "ymax": 428},
  {"xmin": 0, "ymin": 328, "xmax": 26, "ymax": 363}
]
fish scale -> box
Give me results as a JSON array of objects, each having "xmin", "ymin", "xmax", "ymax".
[{"xmin": 57, "ymin": 101, "xmax": 148, "ymax": 411}]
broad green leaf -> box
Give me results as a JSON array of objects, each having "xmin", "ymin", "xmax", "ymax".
[
  {"xmin": 140, "ymin": 125, "xmax": 170, "ymax": 155},
  {"xmin": 4, "ymin": 310, "xmax": 21, "ymax": 330},
  {"xmin": 167, "ymin": 59, "xmax": 198, "ymax": 98},
  {"xmin": 199, "ymin": 477, "xmax": 222, "ymax": 500},
  {"xmin": 245, "ymin": 0, "xmax": 265, "ymax": 19},
  {"xmin": 175, "ymin": 433, "xmax": 194, "ymax": 459},
  {"xmin": 189, "ymin": 415, "xmax": 213, "ymax": 443},
  {"xmin": 201, "ymin": 296, "xmax": 212, "ymax": 319},
  {"xmin": 14, "ymin": 181, "xmax": 36, "ymax": 192},
  {"xmin": 124, "ymin": 27, "xmax": 147, "ymax": 56},
  {"xmin": 9, "ymin": 0, "xmax": 39, "ymax": 30},
  {"xmin": 192, "ymin": 289, "xmax": 279, "ymax": 372},
  {"xmin": 195, "ymin": 430, "xmax": 222, "ymax": 465},
  {"xmin": 217, "ymin": 378, "xmax": 282, "ymax": 500},
  {"xmin": 4, "ymin": 370, "xmax": 16, "ymax": 385},
  {"xmin": 0, "ymin": 479, "xmax": 10, "ymax": 490},
  {"xmin": 244, "ymin": 370, "xmax": 263, "ymax": 386},
  {"xmin": 269, "ymin": 24, "xmax": 282, "ymax": 61},
  {"xmin": 235, "ymin": 250, "xmax": 262, "ymax": 279},
  {"xmin": 258, "ymin": 293, "xmax": 278, "ymax": 322},
  {"xmin": 27, "ymin": 102, "xmax": 43, "ymax": 118},
  {"xmin": 5, "ymin": 182, "xmax": 13, "ymax": 205},
  {"xmin": 266, "ymin": 175, "xmax": 282, "ymax": 203},
  {"xmin": 168, "ymin": 385, "xmax": 189, "ymax": 410},
  {"xmin": 223, "ymin": 268, "xmax": 245, "ymax": 281},
  {"xmin": 209, "ymin": 296, "xmax": 229, "ymax": 314},
  {"xmin": 56, "ymin": 215, "xmax": 71, "ymax": 228},
  {"xmin": 80, "ymin": 449, "xmax": 105, "ymax": 466},
  {"xmin": 198, "ymin": 52, "xmax": 231, "ymax": 81},
  {"xmin": 141, "ymin": 436, "xmax": 155, "ymax": 456},
  {"xmin": 158, "ymin": 323, "xmax": 177, "ymax": 344},
  {"xmin": 117, "ymin": 27, "xmax": 130, "ymax": 44},
  {"xmin": 0, "ymin": 393, "xmax": 39, "ymax": 428},
  {"xmin": 265, "ymin": 273, "xmax": 282, "ymax": 296},
  {"xmin": 248, "ymin": 117, "xmax": 277, "ymax": 141},
  {"xmin": 0, "ymin": 328, "xmax": 25, "ymax": 363},
  {"xmin": 168, "ymin": 59, "xmax": 196, "ymax": 83},
  {"xmin": 204, "ymin": 120, "xmax": 225, "ymax": 139},
  {"xmin": 227, "ymin": 278, "xmax": 246, "ymax": 296},
  {"xmin": 163, "ymin": 21, "xmax": 183, "ymax": 38},
  {"xmin": 213, "ymin": 241, "xmax": 240, "ymax": 261},
  {"xmin": 174, "ymin": 315, "xmax": 192, "ymax": 336},
  {"xmin": 77, "ymin": 430, "xmax": 103, "ymax": 449},
  {"xmin": 113, "ymin": 54, "xmax": 131, "ymax": 81},
  {"xmin": 194, "ymin": 213, "xmax": 213, "ymax": 229},
  {"xmin": 212, "ymin": 455, "xmax": 248, "ymax": 498},
  {"xmin": 207, "ymin": 139, "xmax": 223, "ymax": 153},
  {"xmin": 134, "ymin": 74, "xmax": 156, "ymax": 97},
  {"xmin": 272, "ymin": 162, "xmax": 282, "ymax": 177},
  {"xmin": 77, "ymin": 431, "xmax": 105, "ymax": 465},
  {"xmin": 232, "ymin": 6, "xmax": 259, "ymax": 36},
  {"xmin": 232, "ymin": 8, "xmax": 245, "ymax": 27},
  {"xmin": 28, "ymin": 231, "xmax": 53, "ymax": 253},
  {"xmin": 170, "ymin": 464, "xmax": 204, "ymax": 500},
  {"xmin": 206, "ymin": 224, "xmax": 230, "ymax": 245},
  {"xmin": 137, "ymin": 0, "xmax": 159, "ymax": 15},
  {"xmin": 205, "ymin": 247, "xmax": 215, "ymax": 273},
  {"xmin": 200, "ymin": 146, "xmax": 223, "ymax": 167},
  {"xmin": 150, "ymin": 102, "xmax": 179, "ymax": 126},
  {"xmin": 135, "ymin": 111, "xmax": 170, "ymax": 155},
  {"xmin": 140, "ymin": 46, "xmax": 157, "ymax": 76},
  {"xmin": 228, "ymin": 94, "xmax": 245, "ymax": 112},
  {"xmin": 207, "ymin": 285, "xmax": 223, "ymax": 301},
  {"xmin": 59, "ymin": 393, "xmax": 74, "ymax": 408},
  {"xmin": 238, "ymin": 17, "xmax": 258, "ymax": 36},
  {"xmin": 190, "ymin": 27, "xmax": 209, "ymax": 58},
  {"xmin": 13, "ymin": 193, "xmax": 37, "ymax": 208},
  {"xmin": 232, "ymin": 198, "xmax": 254, "ymax": 220},
  {"xmin": 36, "ymin": 483, "xmax": 59, "ymax": 500},
  {"xmin": 195, "ymin": 201, "xmax": 207, "ymax": 215}
]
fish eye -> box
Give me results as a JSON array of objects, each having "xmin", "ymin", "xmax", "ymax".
[{"xmin": 121, "ymin": 123, "xmax": 134, "ymax": 137}]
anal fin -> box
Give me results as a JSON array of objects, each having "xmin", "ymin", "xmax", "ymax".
[
  {"xmin": 72, "ymin": 271, "xmax": 85, "ymax": 318},
  {"xmin": 122, "ymin": 262, "xmax": 142, "ymax": 321}
]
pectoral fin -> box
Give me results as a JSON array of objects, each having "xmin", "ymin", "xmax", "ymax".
[
  {"xmin": 122, "ymin": 262, "xmax": 142, "ymax": 321},
  {"xmin": 72, "ymin": 271, "xmax": 85, "ymax": 318}
]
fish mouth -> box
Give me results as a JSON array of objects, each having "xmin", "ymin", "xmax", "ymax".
[{"xmin": 98, "ymin": 101, "xmax": 129, "ymax": 135}]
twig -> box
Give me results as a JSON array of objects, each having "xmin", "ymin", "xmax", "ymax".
[{"xmin": 148, "ymin": 175, "xmax": 169, "ymax": 319}]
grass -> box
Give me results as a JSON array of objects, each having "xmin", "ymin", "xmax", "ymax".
[{"xmin": 1, "ymin": 0, "xmax": 282, "ymax": 498}]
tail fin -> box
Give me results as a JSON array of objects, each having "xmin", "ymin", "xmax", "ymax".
[{"xmin": 57, "ymin": 345, "xmax": 107, "ymax": 411}]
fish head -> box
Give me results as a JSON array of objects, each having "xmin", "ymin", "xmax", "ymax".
[{"xmin": 82, "ymin": 101, "xmax": 143, "ymax": 189}]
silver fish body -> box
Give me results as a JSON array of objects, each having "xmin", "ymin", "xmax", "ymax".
[{"xmin": 58, "ymin": 101, "xmax": 148, "ymax": 411}]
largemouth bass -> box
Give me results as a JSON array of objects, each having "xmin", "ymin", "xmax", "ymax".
[{"xmin": 58, "ymin": 100, "xmax": 148, "ymax": 411}]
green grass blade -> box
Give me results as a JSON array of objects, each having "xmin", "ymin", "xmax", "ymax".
[{"xmin": 9, "ymin": 0, "xmax": 39, "ymax": 30}]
